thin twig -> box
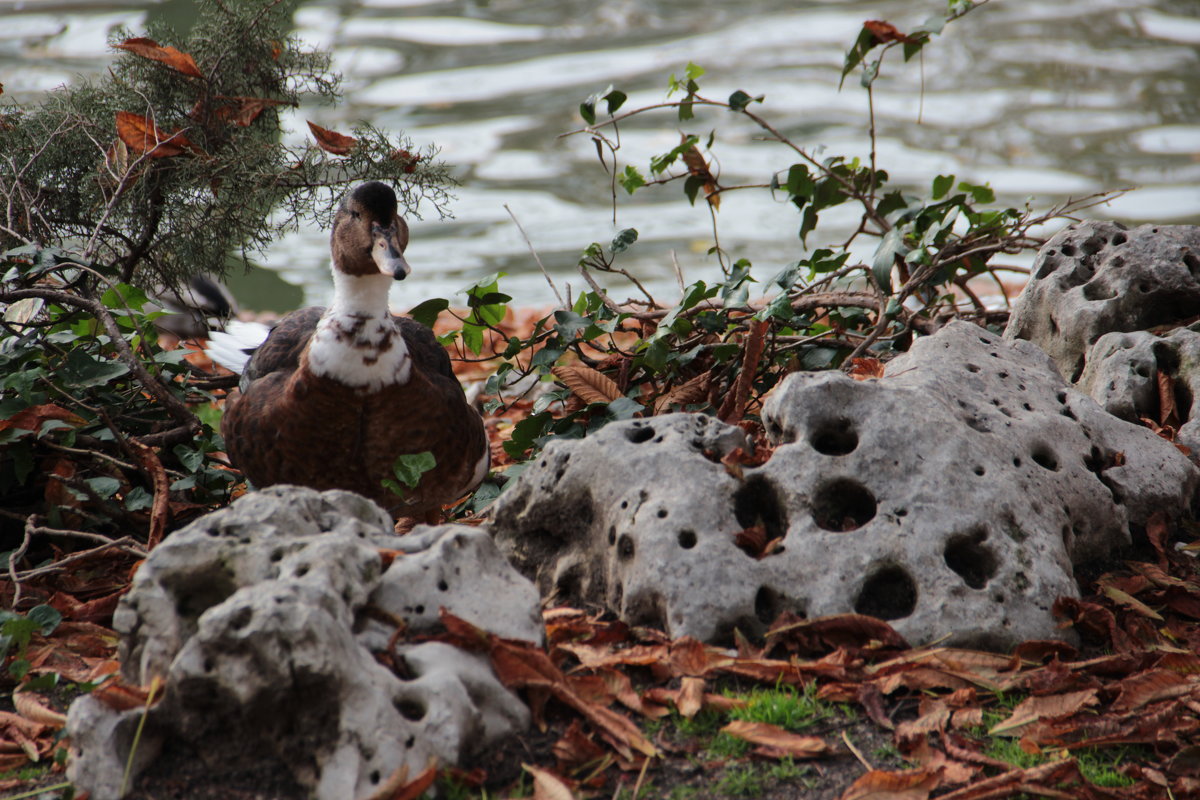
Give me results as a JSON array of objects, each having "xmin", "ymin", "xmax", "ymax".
[
  {"xmin": 842, "ymin": 730, "xmax": 874, "ymax": 772},
  {"xmin": 14, "ymin": 538, "xmax": 146, "ymax": 581},
  {"xmin": 504, "ymin": 204, "xmax": 565, "ymax": 308},
  {"xmin": 578, "ymin": 265, "xmax": 623, "ymax": 315},
  {"xmin": 8, "ymin": 519, "xmax": 33, "ymax": 610}
]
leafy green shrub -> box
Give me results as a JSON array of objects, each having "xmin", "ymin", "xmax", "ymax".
[
  {"xmin": 430, "ymin": 0, "xmax": 1116, "ymax": 466},
  {"xmin": 0, "ymin": 0, "xmax": 449, "ymax": 551},
  {"xmin": 0, "ymin": 0, "xmax": 450, "ymax": 292}
]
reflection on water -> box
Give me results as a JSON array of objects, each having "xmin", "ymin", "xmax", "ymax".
[{"xmin": 2, "ymin": 0, "xmax": 1198, "ymax": 308}]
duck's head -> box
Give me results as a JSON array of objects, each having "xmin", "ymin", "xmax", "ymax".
[{"xmin": 331, "ymin": 181, "xmax": 411, "ymax": 281}]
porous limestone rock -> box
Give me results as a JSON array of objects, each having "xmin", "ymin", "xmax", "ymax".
[
  {"xmin": 68, "ymin": 486, "xmax": 538, "ymax": 800},
  {"xmin": 1004, "ymin": 221, "xmax": 1200, "ymax": 382},
  {"xmin": 492, "ymin": 322, "xmax": 1199, "ymax": 651},
  {"xmin": 1077, "ymin": 325, "xmax": 1200, "ymax": 457}
]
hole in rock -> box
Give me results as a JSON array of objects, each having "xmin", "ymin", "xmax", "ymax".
[
  {"xmin": 811, "ymin": 478, "xmax": 876, "ymax": 532},
  {"xmin": 678, "ymin": 529, "xmax": 697, "ymax": 549},
  {"xmin": 1112, "ymin": 232, "xmax": 1127, "ymax": 246},
  {"xmin": 854, "ymin": 566, "xmax": 917, "ymax": 620},
  {"xmin": 1030, "ymin": 444, "xmax": 1059, "ymax": 471},
  {"xmin": 943, "ymin": 529, "xmax": 998, "ymax": 589},
  {"xmin": 617, "ymin": 534, "xmax": 635, "ymax": 560},
  {"xmin": 657, "ymin": 508, "xmax": 668, "ymax": 519},
  {"xmin": 395, "ymin": 698, "xmax": 426, "ymax": 722},
  {"xmin": 626, "ymin": 425, "xmax": 655, "ymax": 444},
  {"xmin": 809, "ymin": 417, "xmax": 859, "ymax": 455},
  {"xmin": 966, "ymin": 364, "xmax": 981, "ymax": 373},
  {"xmin": 733, "ymin": 475, "xmax": 789, "ymax": 544},
  {"xmin": 370, "ymin": 771, "xmax": 381, "ymax": 785},
  {"xmin": 1060, "ymin": 244, "xmax": 1077, "ymax": 257},
  {"xmin": 174, "ymin": 572, "xmax": 238, "ymax": 621},
  {"xmin": 755, "ymin": 585, "xmax": 782, "ymax": 625},
  {"xmin": 1153, "ymin": 342, "xmax": 1180, "ymax": 375},
  {"xmin": 625, "ymin": 590, "xmax": 667, "ymax": 631},
  {"xmin": 1012, "ymin": 457, "xmax": 1022, "ymax": 468},
  {"xmin": 437, "ymin": 579, "xmax": 449, "ymax": 592},
  {"xmin": 1186, "ymin": 252, "xmax": 1200, "ymax": 281},
  {"xmin": 973, "ymin": 466, "xmax": 985, "ymax": 476},
  {"xmin": 1081, "ymin": 235, "xmax": 1105, "ymax": 255},
  {"xmin": 1082, "ymin": 280, "xmax": 1116, "ymax": 301},
  {"xmin": 607, "ymin": 526, "xmax": 616, "ymax": 545}
]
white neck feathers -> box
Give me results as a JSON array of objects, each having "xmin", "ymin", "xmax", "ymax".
[{"xmin": 306, "ymin": 268, "xmax": 412, "ymax": 389}]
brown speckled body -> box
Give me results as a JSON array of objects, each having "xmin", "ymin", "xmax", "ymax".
[{"xmin": 223, "ymin": 308, "xmax": 487, "ymax": 518}]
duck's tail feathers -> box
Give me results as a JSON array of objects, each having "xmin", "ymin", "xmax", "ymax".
[{"xmin": 206, "ymin": 320, "xmax": 272, "ymax": 375}]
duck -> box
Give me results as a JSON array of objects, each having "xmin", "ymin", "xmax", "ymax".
[{"xmin": 219, "ymin": 181, "xmax": 489, "ymax": 521}]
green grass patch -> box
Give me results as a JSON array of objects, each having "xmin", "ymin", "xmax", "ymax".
[{"xmin": 726, "ymin": 681, "xmax": 835, "ymax": 731}]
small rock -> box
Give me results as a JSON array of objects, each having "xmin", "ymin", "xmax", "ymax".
[
  {"xmin": 69, "ymin": 486, "xmax": 539, "ymax": 800},
  {"xmin": 1004, "ymin": 220, "xmax": 1200, "ymax": 381}
]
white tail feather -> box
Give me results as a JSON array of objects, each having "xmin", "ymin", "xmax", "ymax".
[{"xmin": 205, "ymin": 320, "xmax": 272, "ymax": 375}]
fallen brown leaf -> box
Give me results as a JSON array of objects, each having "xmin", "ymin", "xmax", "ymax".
[
  {"xmin": 720, "ymin": 720, "xmax": 831, "ymax": 759},
  {"xmin": 114, "ymin": 37, "xmax": 203, "ymax": 78},
  {"xmin": 838, "ymin": 767, "xmax": 940, "ymax": 800},
  {"xmin": 988, "ymin": 689, "xmax": 1098, "ymax": 736},
  {"xmin": 525, "ymin": 764, "xmax": 577, "ymax": 800},
  {"xmin": 307, "ymin": 120, "xmax": 357, "ymax": 155},
  {"xmin": 551, "ymin": 364, "xmax": 622, "ymax": 404}
]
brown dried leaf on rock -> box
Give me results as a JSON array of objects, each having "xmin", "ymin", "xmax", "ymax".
[
  {"xmin": 551, "ymin": 365, "xmax": 621, "ymax": 404},
  {"xmin": 847, "ymin": 357, "xmax": 886, "ymax": 380},
  {"xmin": 307, "ymin": 120, "xmax": 358, "ymax": 155},
  {"xmin": 114, "ymin": 37, "xmax": 203, "ymax": 78}
]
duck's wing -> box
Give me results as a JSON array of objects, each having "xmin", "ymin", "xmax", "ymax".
[
  {"xmin": 394, "ymin": 315, "xmax": 457, "ymax": 385},
  {"xmin": 241, "ymin": 306, "xmax": 327, "ymax": 388},
  {"xmin": 206, "ymin": 320, "xmax": 273, "ymax": 375}
]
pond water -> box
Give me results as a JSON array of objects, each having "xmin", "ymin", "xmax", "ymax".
[{"xmin": 2, "ymin": 0, "xmax": 1198, "ymax": 309}]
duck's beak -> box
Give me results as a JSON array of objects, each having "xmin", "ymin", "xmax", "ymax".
[{"xmin": 371, "ymin": 222, "xmax": 411, "ymax": 281}]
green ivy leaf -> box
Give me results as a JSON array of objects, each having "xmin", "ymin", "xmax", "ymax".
[
  {"xmin": 84, "ymin": 476, "xmax": 121, "ymax": 499},
  {"xmin": 61, "ymin": 349, "xmax": 129, "ymax": 389},
  {"xmin": 860, "ymin": 60, "xmax": 880, "ymax": 89},
  {"xmin": 872, "ymin": 227, "xmax": 906, "ymax": 294},
  {"xmin": 383, "ymin": 451, "xmax": 437, "ymax": 496},
  {"xmin": 959, "ymin": 181, "xmax": 995, "ymax": 204},
  {"xmin": 840, "ymin": 27, "xmax": 878, "ymax": 89},
  {"xmin": 617, "ymin": 165, "xmax": 646, "ymax": 194},
  {"xmin": 611, "ymin": 228, "xmax": 639, "ymax": 254},
  {"xmin": 931, "ymin": 174, "xmax": 955, "ymax": 200},
  {"xmin": 27, "ymin": 605, "xmax": 62, "ymax": 636},
  {"xmin": 606, "ymin": 396, "xmax": 643, "ymax": 420},
  {"xmin": 604, "ymin": 89, "xmax": 627, "ymax": 115},
  {"xmin": 579, "ymin": 97, "xmax": 597, "ymax": 125},
  {"xmin": 728, "ymin": 90, "xmax": 762, "ymax": 112},
  {"xmin": 408, "ymin": 297, "xmax": 449, "ymax": 328}
]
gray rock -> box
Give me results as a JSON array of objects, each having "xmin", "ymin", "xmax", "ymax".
[
  {"xmin": 492, "ymin": 322, "xmax": 1199, "ymax": 651},
  {"xmin": 69, "ymin": 486, "xmax": 537, "ymax": 800},
  {"xmin": 1077, "ymin": 325, "xmax": 1200, "ymax": 457},
  {"xmin": 1004, "ymin": 221, "xmax": 1200, "ymax": 381}
]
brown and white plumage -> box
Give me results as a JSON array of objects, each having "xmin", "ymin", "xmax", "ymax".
[{"xmin": 220, "ymin": 182, "xmax": 488, "ymax": 519}]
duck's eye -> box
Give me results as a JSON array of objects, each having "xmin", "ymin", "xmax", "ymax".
[{"xmin": 350, "ymin": 210, "xmax": 360, "ymax": 219}]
